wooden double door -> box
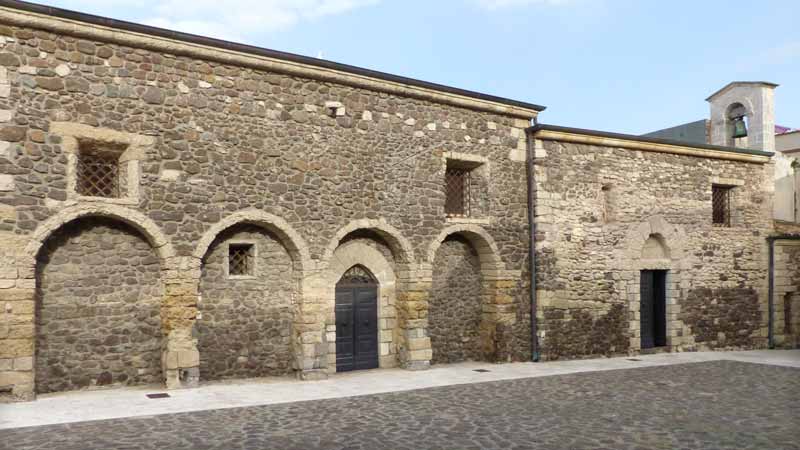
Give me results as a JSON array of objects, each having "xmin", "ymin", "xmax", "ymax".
[{"xmin": 335, "ymin": 266, "xmax": 379, "ymax": 372}]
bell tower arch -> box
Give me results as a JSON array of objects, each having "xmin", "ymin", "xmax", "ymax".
[{"xmin": 706, "ymin": 81, "xmax": 778, "ymax": 151}]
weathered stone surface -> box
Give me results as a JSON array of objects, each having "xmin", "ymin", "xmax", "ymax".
[
  {"xmin": 198, "ymin": 225, "xmax": 294, "ymax": 380},
  {"xmin": 533, "ymin": 139, "xmax": 773, "ymax": 359},
  {"xmin": 75, "ymin": 41, "xmax": 96, "ymax": 55},
  {"xmin": 0, "ymin": 174, "xmax": 14, "ymax": 192},
  {"xmin": 35, "ymin": 77, "xmax": 63, "ymax": 91},
  {"xmin": 35, "ymin": 218, "xmax": 163, "ymax": 394},
  {"xmin": 54, "ymin": 64, "xmax": 70, "ymax": 77},
  {"xmin": 141, "ymin": 86, "xmax": 164, "ymax": 104},
  {"xmin": 65, "ymin": 77, "xmax": 90, "ymax": 93},
  {"xmin": 0, "ymin": 52, "xmax": 20, "ymax": 67},
  {"xmin": 430, "ymin": 236, "xmax": 483, "ymax": 364},
  {"xmin": 0, "ymin": 126, "xmax": 26, "ymax": 142}
]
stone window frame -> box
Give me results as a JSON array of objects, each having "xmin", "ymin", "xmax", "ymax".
[
  {"xmin": 442, "ymin": 151, "xmax": 491, "ymax": 224},
  {"xmin": 225, "ymin": 240, "xmax": 258, "ymax": 280},
  {"xmin": 709, "ymin": 176, "xmax": 745, "ymax": 228},
  {"xmin": 51, "ymin": 122, "xmax": 154, "ymax": 206}
]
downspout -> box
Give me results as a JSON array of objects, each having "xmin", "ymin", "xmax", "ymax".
[
  {"xmin": 767, "ymin": 234, "xmax": 800, "ymax": 349},
  {"xmin": 525, "ymin": 124, "xmax": 540, "ymax": 362},
  {"xmin": 768, "ymin": 237, "xmax": 775, "ymax": 349}
]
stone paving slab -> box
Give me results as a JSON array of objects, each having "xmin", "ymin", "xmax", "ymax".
[{"xmin": 1, "ymin": 360, "xmax": 799, "ymax": 450}]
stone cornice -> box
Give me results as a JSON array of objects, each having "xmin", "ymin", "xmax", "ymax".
[
  {"xmin": 531, "ymin": 126, "xmax": 772, "ymax": 164},
  {"xmin": 0, "ymin": 3, "xmax": 542, "ymax": 120}
]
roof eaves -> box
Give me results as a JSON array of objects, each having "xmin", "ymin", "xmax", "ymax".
[
  {"xmin": 705, "ymin": 81, "xmax": 779, "ymax": 101},
  {"xmin": 529, "ymin": 124, "xmax": 774, "ymax": 160}
]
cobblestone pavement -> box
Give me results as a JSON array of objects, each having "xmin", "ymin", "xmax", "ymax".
[{"xmin": 1, "ymin": 361, "xmax": 798, "ymax": 450}]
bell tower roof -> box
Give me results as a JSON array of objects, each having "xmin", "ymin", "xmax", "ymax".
[{"xmin": 706, "ymin": 81, "xmax": 779, "ymax": 102}]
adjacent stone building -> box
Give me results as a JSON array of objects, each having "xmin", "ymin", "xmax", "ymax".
[{"xmin": 0, "ymin": 1, "xmax": 794, "ymax": 402}]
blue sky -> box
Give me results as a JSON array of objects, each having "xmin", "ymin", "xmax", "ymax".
[{"xmin": 37, "ymin": 0, "xmax": 800, "ymax": 134}]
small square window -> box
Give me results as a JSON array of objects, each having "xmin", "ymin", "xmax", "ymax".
[
  {"xmin": 76, "ymin": 141, "xmax": 126, "ymax": 199},
  {"xmin": 712, "ymin": 185, "xmax": 732, "ymax": 227},
  {"xmin": 445, "ymin": 167, "xmax": 471, "ymax": 217},
  {"xmin": 228, "ymin": 244, "xmax": 254, "ymax": 277},
  {"xmin": 77, "ymin": 151, "xmax": 120, "ymax": 198}
]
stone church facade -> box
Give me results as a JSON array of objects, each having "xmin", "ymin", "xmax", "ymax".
[{"xmin": 0, "ymin": 1, "xmax": 794, "ymax": 402}]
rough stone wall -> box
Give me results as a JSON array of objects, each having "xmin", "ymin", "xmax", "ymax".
[
  {"xmin": 0, "ymin": 23, "xmax": 529, "ymax": 262},
  {"xmin": 430, "ymin": 236, "xmax": 483, "ymax": 363},
  {"xmin": 35, "ymin": 217, "xmax": 162, "ymax": 393},
  {"xmin": 0, "ymin": 17, "xmax": 534, "ymax": 398},
  {"xmin": 682, "ymin": 288, "xmax": 760, "ymax": 348},
  {"xmin": 534, "ymin": 140, "xmax": 773, "ymax": 359},
  {"xmin": 775, "ymin": 242, "xmax": 800, "ymax": 348},
  {"xmin": 198, "ymin": 224, "xmax": 294, "ymax": 380},
  {"xmin": 787, "ymin": 245, "xmax": 800, "ymax": 347}
]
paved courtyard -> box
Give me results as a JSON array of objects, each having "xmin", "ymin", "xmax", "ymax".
[{"xmin": 1, "ymin": 359, "xmax": 798, "ymax": 450}]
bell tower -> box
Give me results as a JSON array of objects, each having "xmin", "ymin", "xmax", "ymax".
[{"xmin": 706, "ymin": 81, "xmax": 778, "ymax": 151}]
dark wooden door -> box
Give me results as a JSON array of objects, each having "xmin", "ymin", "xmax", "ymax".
[
  {"xmin": 640, "ymin": 270, "xmax": 667, "ymax": 349},
  {"xmin": 335, "ymin": 266, "xmax": 379, "ymax": 372}
]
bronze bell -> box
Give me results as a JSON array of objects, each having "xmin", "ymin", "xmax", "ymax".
[{"xmin": 732, "ymin": 116, "xmax": 748, "ymax": 138}]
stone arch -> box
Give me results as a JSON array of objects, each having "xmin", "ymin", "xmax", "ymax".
[
  {"xmin": 427, "ymin": 224, "xmax": 504, "ymax": 271},
  {"xmin": 324, "ymin": 237, "xmax": 399, "ymax": 371},
  {"xmin": 722, "ymin": 99, "xmax": 755, "ymax": 146},
  {"xmin": 33, "ymin": 214, "xmax": 166, "ymax": 393},
  {"xmin": 322, "ymin": 219, "xmax": 414, "ymax": 267},
  {"xmin": 24, "ymin": 204, "xmax": 175, "ymax": 269},
  {"xmin": 329, "ymin": 241, "xmax": 397, "ymax": 287},
  {"xmin": 427, "ymin": 225, "xmax": 512, "ymax": 364},
  {"xmin": 620, "ymin": 215, "xmax": 687, "ymax": 354},
  {"xmin": 621, "ymin": 215, "xmax": 685, "ymax": 267},
  {"xmin": 192, "ymin": 209, "xmax": 311, "ymax": 271},
  {"xmin": 641, "ymin": 233, "xmax": 670, "ymax": 260},
  {"xmin": 192, "ymin": 209, "xmax": 310, "ymax": 381}
]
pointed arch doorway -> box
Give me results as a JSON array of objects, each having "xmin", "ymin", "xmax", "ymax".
[{"xmin": 335, "ymin": 265, "xmax": 379, "ymax": 372}]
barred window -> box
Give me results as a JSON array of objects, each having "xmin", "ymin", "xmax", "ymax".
[
  {"xmin": 445, "ymin": 167, "xmax": 471, "ymax": 217},
  {"xmin": 712, "ymin": 185, "xmax": 732, "ymax": 227},
  {"xmin": 228, "ymin": 244, "xmax": 254, "ymax": 277},
  {"xmin": 77, "ymin": 151, "xmax": 120, "ymax": 198}
]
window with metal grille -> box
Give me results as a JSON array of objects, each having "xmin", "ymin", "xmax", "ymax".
[
  {"xmin": 445, "ymin": 167, "xmax": 471, "ymax": 217},
  {"xmin": 77, "ymin": 151, "xmax": 120, "ymax": 198},
  {"xmin": 228, "ymin": 244, "xmax": 254, "ymax": 276},
  {"xmin": 712, "ymin": 185, "xmax": 732, "ymax": 227}
]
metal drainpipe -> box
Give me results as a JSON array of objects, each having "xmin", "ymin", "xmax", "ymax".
[
  {"xmin": 767, "ymin": 234, "xmax": 800, "ymax": 349},
  {"xmin": 768, "ymin": 237, "xmax": 775, "ymax": 349},
  {"xmin": 525, "ymin": 125, "xmax": 540, "ymax": 362}
]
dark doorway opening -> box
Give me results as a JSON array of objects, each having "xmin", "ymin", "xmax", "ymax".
[
  {"xmin": 640, "ymin": 270, "xmax": 667, "ymax": 349},
  {"xmin": 335, "ymin": 265, "xmax": 379, "ymax": 372}
]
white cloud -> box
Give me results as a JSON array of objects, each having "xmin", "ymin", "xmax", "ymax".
[
  {"xmin": 473, "ymin": 0, "xmax": 574, "ymax": 10},
  {"xmin": 144, "ymin": 0, "xmax": 379, "ymax": 41},
  {"xmin": 46, "ymin": 0, "xmax": 379, "ymax": 42}
]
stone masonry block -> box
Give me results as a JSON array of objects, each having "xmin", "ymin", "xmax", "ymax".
[
  {"xmin": 0, "ymin": 338, "xmax": 33, "ymax": 358},
  {"xmin": 407, "ymin": 337, "xmax": 431, "ymax": 351},
  {"xmin": 408, "ymin": 349, "xmax": 432, "ymax": 361},
  {"xmin": 177, "ymin": 350, "xmax": 199, "ymax": 368}
]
